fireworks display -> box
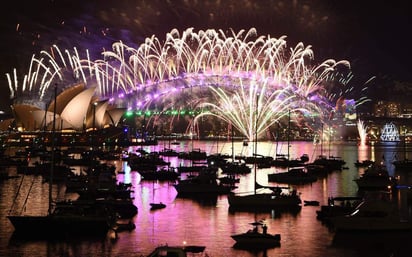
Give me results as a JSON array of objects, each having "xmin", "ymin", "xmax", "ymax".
[{"xmin": 7, "ymin": 28, "xmax": 370, "ymax": 139}]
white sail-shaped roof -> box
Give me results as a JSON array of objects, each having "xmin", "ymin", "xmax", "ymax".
[
  {"xmin": 47, "ymin": 83, "xmax": 85, "ymax": 115},
  {"xmin": 95, "ymin": 101, "xmax": 109, "ymax": 129},
  {"xmin": 60, "ymin": 87, "xmax": 96, "ymax": 129},
  {"xmin": 85, "ymin": 100, "xmax": 109, "ymax": 129}
]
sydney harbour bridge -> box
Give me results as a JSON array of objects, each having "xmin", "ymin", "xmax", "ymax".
[{"xmin": 3, "ymin": 28, "xmax": 376, "ymax": 145}]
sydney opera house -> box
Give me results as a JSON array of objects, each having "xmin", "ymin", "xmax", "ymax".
[
  {"xmin": 2, "ymin": 82, "xmax": 126, "ymax": 132},
  {"xmin": 0, "ymin": 83, "xmax": 130, "ymax": 146}
]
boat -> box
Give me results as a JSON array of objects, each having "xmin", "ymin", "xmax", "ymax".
[
  {"xmin": 271, "ymin": 154, "xmax": 307, "ymax": 168},
  {"xmin": 54, "ymin": 196, "xmax": 137, "ymax": 220},
  {"xmin": 138, "ymin": 166, "xmax": 180, "ymax": 181},
  {"xmin": 221, "ymin": 161, "xmax": 251, "ymax": 174},
  {"xmin": 316, "ymin": 196, "xmax": 363, "ymax": 223},
  {"xmin": 218, "ymin": 174, "xmax": 240, "ymax": 185},
  {"xmin": 114, "ymin": 220, "xmax": 136, "ymax": 232},
  {"xmin": 8, "ymin": 201, "xmax": 116, "ymax": 238},
  {"xmin": 173, "ymin": 168, "xmax": 232, "ymax": 194},
  {"xmin": 354, "ymin": 159, "xmax": 375, "ymax": 167},
  {"xmin": 231, "ymin": 221, "xmax": 281, "ymax": 248},
  {"xmin": 329, "ymin": 199, "xmax": 412, "ymax": 232},
  {"xmin": 392, "ymin": 132, "xmax": 412, "ymax": 171},
  {"xmin": 270, "ymin": 111, "xmax": 307, "ymax": 169},
  {"xmin": 304, "ymin": 200, "xmax": 320, "ymax": 206},
  {"xmin": 175, "ymin": 193, "xmax": 219, "ymax": 206},
  {"xmin": 310, "ymin": 155, "xmax": 345, "ymax": 172},
  {"xmin": 228, "ymin": 183, "xmax": 302, "ymax": 211},
  {"xmin": 158, "ymin": 148, "xmax": 179, "ymax": 157},
  {"xmin": 179, "ymin": 148, "xmax": 208, "ymax": 160},
  {"xmin": 147, "ymin": 245, "xmax": 206, "ymax": 257},
  {"xmin": 354, "ymin": 163, "xmax": 397, "ymax": 191},
  {"xmin": 150, "ymin": 202, "xmax": 166, "ymax": 210},
  {"xmin": 6, "ymin": 87, "xmax": 115, "ymax": 238},
  {"xmin": 149, "ymin": 181, "xmax": 167, "ymax": 210},
  {"xmin": 127, "ymin": 151, "xmax": 170, "ymax": 169},
  {"xmin": 267, "ymin": 166, "xmax": 317, "ymax": 184},
  {"xmin": 304, "ymin": 163, "xmax": 328, "ymax": 177}
]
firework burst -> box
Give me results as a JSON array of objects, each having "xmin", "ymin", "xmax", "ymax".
[
  {"xmin": 357, "ymin": 119, "xmax": 368, "ymax": 146},
  {"xmin": 7, "ymin": 28, "xmax": 367, "ymax": 138}
]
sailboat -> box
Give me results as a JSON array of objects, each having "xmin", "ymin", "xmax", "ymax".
[
  {"xmin": 227, "ymin": 102, "xmax": 302, "ymax": 211},
  {"xmin": 310, "ymin": 124, "xmax": 345, "ymax": 172},
  {"xmin": 268, "ymin": 111, "xmax": 316, "ymax": 184},
  {"xmin": 150, "ymin": 182, "xmax": 166, "ymax": 210},
  {"xmin": 7, "ymin": 86, "xmax": 115, "ymax": 238},
  {"xmin": 270, "ymin": 112, "xmax": 307, "ymax": 168}
]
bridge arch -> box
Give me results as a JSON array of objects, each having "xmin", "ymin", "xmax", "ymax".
[{"xmin": 8, "ymin": 28, "xmax": 354, "ymax": 139}]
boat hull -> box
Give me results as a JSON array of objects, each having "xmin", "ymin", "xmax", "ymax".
[
  {"xmin": 228, "ymin": 192, "xmax": 302, "ymax": 209},
  {"xmin": 231, "ymin": 232, "xmax": 281, "ymax": 249},
  {"xmin": 7, "ymin": 214, "xmax": 111, "ymax": 238},
  {"xmin": 231, "ymin": 233, "xmax": 281, "ymax": 245},
  {"xmin": 330, "ymin": 216, "xmax": 412, "ymax": 232},
  {"xmin": 173, "ymin": 183, "xmax": 231, "ymax": 194},
  {"xmin": 329, "ymin": 200, "xmax": 412, "ymax": 232}
]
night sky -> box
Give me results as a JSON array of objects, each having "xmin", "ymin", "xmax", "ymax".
[{"xmin": 1, "ymin": 0, "xmax": 411, "ymax": 114}]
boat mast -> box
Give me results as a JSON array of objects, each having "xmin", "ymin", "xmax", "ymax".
[
  {"xmin": 254, "ymin": 94, "xmax": 259, "ymax": 195},
  {"xmin": 404, "ymin": 129, "xmax": 407, "ymax": 161},
  {"xmin": 328, "ymin": 124, "xmax": 331, "ymax": 158},
  {"xmin": 48, "ymin": 84, "xmax": 57, "ymax": 215},
  {"xmin": 320, "ymin": 123, "xmax": 323, "ymax": 157},
  {"xmin": 231, "ymin": 123, "xmax": 234, "ymax": 162},
  {"xmin": 287, "ymin": 110, "xmax": 290, "ymax": 172}
]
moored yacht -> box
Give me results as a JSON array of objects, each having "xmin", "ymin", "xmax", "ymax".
[
  {"xmin": 228, "ymin": 182, "xmax": 302, "ymax": 210},
  {"xmin": 173, "ymin": 168, "xmax": 232, "ymax": 194},
  {"xmin": 354, "ymin": 163, "xmax": 397, "ymax": 191},
  {"xmin": 329, "ymin": 199, "xmax": 412, "ymax": 232}
]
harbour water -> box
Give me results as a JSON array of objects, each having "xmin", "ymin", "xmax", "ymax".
[{"xmin": 1, "ymin": 140, "xmax": 412, "ymax": 257}]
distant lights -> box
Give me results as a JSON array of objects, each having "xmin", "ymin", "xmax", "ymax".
[{"xmin": 123, "ymin": 108, "xmax": 203, "ymax": 117}]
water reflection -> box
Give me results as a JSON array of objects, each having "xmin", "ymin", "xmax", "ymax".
[
  {"xmin": 228, "ymin": 206, "xmax": 302, "ymax": 219},
  {"xmin": 2, "ymin": 140, "xmax": 412, "ymax": 257},
  {"xmin": 332, "ymin": 231, "xmax": 412, "ymax": 257}
]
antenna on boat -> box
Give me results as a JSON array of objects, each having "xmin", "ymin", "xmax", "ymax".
[{"xmin": 48, "ymin": 84, "xmax": 57, "ymax": 215}]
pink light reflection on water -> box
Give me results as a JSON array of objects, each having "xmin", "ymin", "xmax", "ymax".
[{"xmin": 2, "ymin": 141, "xmax": 411, "ymax": 257}]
